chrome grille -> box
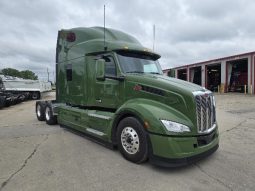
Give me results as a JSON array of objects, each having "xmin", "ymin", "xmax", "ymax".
[{"xmin": 194, "ymin": 92, "xmax": 216, "ymax": 134}]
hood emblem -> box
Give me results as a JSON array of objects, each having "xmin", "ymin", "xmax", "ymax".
[{"xmin": 133, "ymin": 84, "xmax": 142, "ymax": 91}]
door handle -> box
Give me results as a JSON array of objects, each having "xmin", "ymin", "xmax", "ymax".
[{"xmin": 96, "ymin": 99, "xmax": 102, "ymax": 103}]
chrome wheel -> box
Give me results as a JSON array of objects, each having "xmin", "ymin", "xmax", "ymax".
[
  {"xmin": 45, "ymin": 107, "xmax": 50, "ymax": 121},
  {"xmin": 37, "ymin": 104, "xmax": 41, "ymax": 117},
  {"xmin": 121, "ymin": 127, "xmax": 140, "ymax": 155}
]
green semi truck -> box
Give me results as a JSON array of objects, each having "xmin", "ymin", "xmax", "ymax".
[{"xmin": 36, "ymin": 27, "xmax": 219, "ymax": 167}]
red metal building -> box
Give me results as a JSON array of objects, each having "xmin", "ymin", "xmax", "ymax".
[{"xmin": 163, "ymin": 51, "xmax": 255, "ymax": 94}]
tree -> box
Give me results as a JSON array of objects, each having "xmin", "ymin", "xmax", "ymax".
[
  {"xmin": 20, "ymin": 70, "xmax": 38, "ymax": 80},
  {"xmin": 1, "ymin": 68, "xmax": 38, "ymax": 80},
  {"xmin": 2, "ymin": 68, "xmax": 20, "ymax": 77}
]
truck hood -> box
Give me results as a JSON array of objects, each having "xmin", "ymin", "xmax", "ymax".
[
  {"xmin": 125, "ymin": 74, "xmax": 207, "ymax": 130},
  {"xmin": 125, "ymin": 74, "xmax": 205, "ymax": 95}
]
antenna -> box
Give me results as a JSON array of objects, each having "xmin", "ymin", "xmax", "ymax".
[
  {"xmin": 104, "ymin": 5, "xmax": 107, "ymax": 51},
  {"xmin": 153, "ymin": 24, "xmax": 155, "ymax": 51}
]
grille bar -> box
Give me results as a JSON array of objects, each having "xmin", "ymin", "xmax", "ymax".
[{"xmin": 194, "ymin": 92, "xmax": 216, "ymax": 134}]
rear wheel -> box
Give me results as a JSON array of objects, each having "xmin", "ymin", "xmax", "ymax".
[
  {"xmin": 45, "ymin": 104, "xmax": 57, "ymax": 125},
  {"xmin": 36, "ymin": 102, "xmax": 45, "ymax": 121},
  {"xmin": 4, "ymin": 99, "xmax": 11, "ymax": 107},
  {"xmin": 12, "ymin": 97, "xmax": 18, "ymax": 105},
  {"xmin": 18, "ymin": 94, "xmax": 26, "ymax": 102},
  {"xmin": 32, "ymin": 92, "xmax": 40, "ymax": 100},
  {"xmin": 117, "ymin": 117, "xmax": 148, "ymax": 164},
  {"xmin": 0, "ymin": 96, "xmax": 5, "ymax": 109}
]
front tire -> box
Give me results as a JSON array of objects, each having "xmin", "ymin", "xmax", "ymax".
[{"xmin": 117, "ymin": 117, "xmax": 148, "ymax": 164}]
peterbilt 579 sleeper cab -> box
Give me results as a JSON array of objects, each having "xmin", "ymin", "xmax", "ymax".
[{"xmin": 35, "ymin": 27, "xmax": 219, "ymax": 167}]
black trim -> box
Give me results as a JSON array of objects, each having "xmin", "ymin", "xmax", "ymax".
[
  {"xmin": 105, "ymin": 75, "xmax": 125, "ymax": 81},
  {"xmin": 140, "ymin": 85, "xmax": 165, "ymax": 96},
  {"xmin": 115, "ymin": 49, "xmax": 161, "ymax": 60},
  {"xmin": 78, "ymin": 105, "xmax": 117, "ymax": 113},
  {"xmin": 56, "ymin": 31, "xmax": 60, "ymax": 63},
  {"xmin": 149, "ymin": 144, "xmax": 219, "ymax": 168},
  {"xmin": 86, "ymin": 51, "xmax": 111, "ymax": 56},
  {"xmin": 64, "ymin": 104, "xmax": 117, "ymax": 113},
  {"xmin": 197, "ymin": 131, "xmax": 216, "ymax": 146}
]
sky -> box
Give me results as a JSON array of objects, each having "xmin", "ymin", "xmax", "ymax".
[{"xmin": 1, "ymin": 0, "xmax": 255, "ymax": 81}]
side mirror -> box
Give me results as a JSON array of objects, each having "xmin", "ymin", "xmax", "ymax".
[{"xmin": 96, "ymin": 59, "xmax": 105, "ymax": 80}]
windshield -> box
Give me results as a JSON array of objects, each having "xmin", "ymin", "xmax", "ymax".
[{"xmin": 117, "ymin": 52, "xmax": 163, "ymax": 75}]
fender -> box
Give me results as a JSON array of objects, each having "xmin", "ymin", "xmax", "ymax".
[{"xmin": 109, "ymin": 98, "xmax": 195, "ymax": 143}]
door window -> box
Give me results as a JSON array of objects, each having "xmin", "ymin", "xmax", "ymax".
[{"xmin": 104, "ymin": 56, "xmax": 116, "ymax": 77}]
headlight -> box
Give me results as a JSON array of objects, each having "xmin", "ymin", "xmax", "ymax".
[{"xmin": 161, "ymin": 120, "xmax": 191, "ymax": 133}]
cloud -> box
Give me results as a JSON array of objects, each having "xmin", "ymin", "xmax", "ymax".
[{"xmin": 0, "ymin": 0, "xmax": 255, "ymax": 80}]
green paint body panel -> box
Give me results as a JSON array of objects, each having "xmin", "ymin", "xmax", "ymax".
[
  {"xmin": 149, "ymin": 128, "xmax": 219, "ymax": 158},
  {"xmin": 54, "ymin": 27, "xmax": 219, "ymax": 164}
]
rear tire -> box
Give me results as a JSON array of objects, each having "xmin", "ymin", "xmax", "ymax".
[
  {"xmin": 4, "ymin": 99, "xmax": 11, "ymax": 107},
  {"xmin": 117, "ymin": 117, "xmax": 148, "ymax": 164},
  {"xmin": 36, "ymin": 102, "xmax": 45, "ymax": 121},
  {"xmin": 12, "ymin": 97, "xmax": 18, "ymax": 105},
  {"xmin": 32, "ymin": 92, "xmax": 40, "ymax": 100},
  {"xmin": 18, "ymin": 94, "xmax": 26, "ymax": 102},
  {"xmin": 45, "ymin": 104, "xmax": 57, "ymax": 125},
  {"xmin": 0, "ymin": 96, "xmax": 5, "ymax": 109}
]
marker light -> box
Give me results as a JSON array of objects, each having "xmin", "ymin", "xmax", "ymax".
[
  {"xmin": 66, "ymin": 32, "xmax": 76, "ymax": 42},
  {"xmin": 144, "ymin": 121, "xmax": 150, "ymax": 129}
]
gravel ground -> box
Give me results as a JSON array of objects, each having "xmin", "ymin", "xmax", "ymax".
[{"xmin": 0, "ymin": 92, "xmax": 254, "ymax": 191}]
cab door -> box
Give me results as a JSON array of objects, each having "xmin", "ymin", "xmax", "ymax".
[{"xmin": 93, "ymin": 55, "xmax": 121, "ymax": 109}]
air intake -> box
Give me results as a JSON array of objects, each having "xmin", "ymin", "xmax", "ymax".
[
  {"xmin": 141, "ymin": 85, "xmax": 165, "ymax": 96},
  {"xmin": 194, "ymin": 91, "xmax": 216, "ymax": 134}
]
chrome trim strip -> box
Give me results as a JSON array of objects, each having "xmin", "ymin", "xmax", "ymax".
[
  {"xmin": 192, "ymin": 90, "xmax": 212, "ymax": 96},
  {"xmin": 86, "ymin": 128, "xmax": 105, "ymax": 136},
  {"xmin": 200, "ymin": 123, "xmax": 217, "ymax": 134},
  {"xmin": 88, "ymin": 113, "xmax": 111, "ymax": 120}
]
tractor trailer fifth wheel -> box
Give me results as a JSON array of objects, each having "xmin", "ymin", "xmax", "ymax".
[{"xmin": 36, "ymin": 27, "xmax": 219, "ymax": 167}]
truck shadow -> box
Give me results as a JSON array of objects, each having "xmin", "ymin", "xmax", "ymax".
[{"xmin": 61, "ymin": 124, "xmax": 220, "ymax": 173}]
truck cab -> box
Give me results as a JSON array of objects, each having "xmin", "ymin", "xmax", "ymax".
[{"xmin": 36, "ymin": 27, "xmax": 219, "ymax": 167}]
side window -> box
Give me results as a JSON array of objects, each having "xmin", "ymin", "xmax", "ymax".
[
  {"xmin": 104, "ymin": 56, "xmax": 116, "ymax": 76},
  {"xmin": 66, "ymin": 64, "xmax": 72, "ymax": 81}
]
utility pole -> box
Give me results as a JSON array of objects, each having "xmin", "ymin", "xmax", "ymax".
[
  {"xmin": 104, "ymin": 5, "xmax": 107, "ymax": 51},
  {"xmin": 47, "ymin": 68, "xmax": 49, "ymax": 82}
]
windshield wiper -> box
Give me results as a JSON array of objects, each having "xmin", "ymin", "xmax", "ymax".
[{"xmin": 126, "ymin": 71, "xmax": 144, "ymax": 74}]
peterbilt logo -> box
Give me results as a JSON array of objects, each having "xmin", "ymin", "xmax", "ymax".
[{"xmin": 133, "ymin": 84, "xmax": 142, "ymax": 91}]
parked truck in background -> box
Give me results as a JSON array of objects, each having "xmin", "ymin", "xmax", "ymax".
[
  {"xmin": 0, "ymin": 76, "xmax": 26, "ymax": 109},
  {"xmin": 0, "ymin": 75, "xmax": 51, "ymax": 100},
  {"xmin": 35, "ymin": 27, "xmax": 219, "ymax": 167}
]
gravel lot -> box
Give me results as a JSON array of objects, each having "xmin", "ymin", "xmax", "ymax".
[{"xmin": 0, "ymin": 92, "xmax": 254, "ymax": 191}]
